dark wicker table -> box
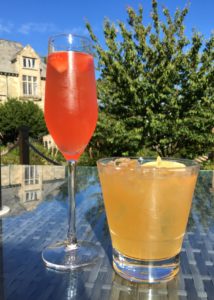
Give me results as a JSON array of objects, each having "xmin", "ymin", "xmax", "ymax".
[{"xmin": 0, "ymin": 165, "xmax": 214, "ymax": 300}]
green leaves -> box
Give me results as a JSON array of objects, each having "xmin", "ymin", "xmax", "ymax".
[
  {"xmin": 87, "ymin": 0, "xmax": 214, "ymax": 159},
  {"xmin": 89, "ymin": 112, "xmax": 142, "ymax": 157},
  {"xmin": 0, "ymin": 98, "xmax": 48, "ymax": 144}
]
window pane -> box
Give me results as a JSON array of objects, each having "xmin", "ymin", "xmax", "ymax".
[
  {"xmin": 22, "ymin": 57, "xmax": 36, "ymax": 69},
  {"xmin": 26, "ymin": 191, "xmax": 37, "ymax": 201},
  {"xmin": 23, "ymin": 75, "xmax": 26, "ymax": 81},
  {"xmin": 28, "ymin": 82, "xmax": 32, "ymax": 95},
  {"xmin": 25, "ymin": 166, "xmax": 29, "ymax": 179},
  {"xmin": 33, "ymin": 77, "xmax": 37, "ymax": 96},
  {"xmin": 25, "ymin": 166, "xmax": 30, "ymax": 184},
  {"xmin": 23, "ymin": 82, "xmax": 27, "ymax": 95},
  {"xmin": 30, "ymin": 166, "xmax": 33, "ymax": 177}
]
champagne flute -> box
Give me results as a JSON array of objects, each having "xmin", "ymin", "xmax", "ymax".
[{"xmin": 42, "ymin": 33, "xmax": 99, "ymax": 270}]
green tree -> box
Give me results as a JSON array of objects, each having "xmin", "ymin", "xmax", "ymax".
[
  {"xmin": 87, "ymin": 0, "xmax": 214, "ymax": 158},
  {"xmin": 0, "ymin": 98, "xmax": 48, "ymax": 144}
]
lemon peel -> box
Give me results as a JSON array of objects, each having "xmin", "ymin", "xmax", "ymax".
[{"xmin": 142, "ymin": 156, "xmax": 185, "ymax": 168}]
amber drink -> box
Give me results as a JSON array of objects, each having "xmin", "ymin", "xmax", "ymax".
[{"xmin": 97, "ymin": 157, "xmax": 199, "ymax": 283}]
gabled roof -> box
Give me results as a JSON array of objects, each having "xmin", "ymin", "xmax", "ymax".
[
  {"xmin": 0, "ymin": 39, "xmax": 46, "ymax": 77},
  {"xmin": 0, "ymin": 39, "xmax": 23, "ymax": 74}
]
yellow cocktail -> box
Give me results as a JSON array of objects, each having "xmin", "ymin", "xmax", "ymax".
[{"xmin": 97, "ymin": 157, "xmax": 199, "ymax": 282}]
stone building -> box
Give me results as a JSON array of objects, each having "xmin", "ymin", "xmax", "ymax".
[
  {"xmin": 1, "ymin": 165, "xmax": 65, "ymax": 213},
  {"xmin": 0, "ymin": 39, "xmax": 46, "ymax": 110},
  {"xmin": 42, "ymin": 134, "xmax": 58, "ymax": 156}
]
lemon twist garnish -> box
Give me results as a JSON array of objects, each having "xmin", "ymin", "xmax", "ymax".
[
  {"xmin": 143, "ymin": 156, "xmax": 185, "ymax": 168},
  {"xmin": 156, "ymin": 156, "xmax": 162, "ymax": 167}
]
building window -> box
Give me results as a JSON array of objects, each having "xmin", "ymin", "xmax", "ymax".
[
  {"xmin": 23, "ymin": 57, "xmax": 35, "ymax": 68},
  {"xmin": 24, "ymin": 166, "xmax": 39, "ymax": 185},
  {"xmin": 22, "ymin": 75, "xmax": 37, "ymax": 96},
  {"xmin": 25, "ymin": 191, "xmax": 38, "ymax": 202}
]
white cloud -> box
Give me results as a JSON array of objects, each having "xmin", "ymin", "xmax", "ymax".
[
  {"xmin": 18, "ymin": 22, "xmax": 59, "ymax": 35},
  {"xmin": 0, "ymin": 19, "xmax": 89, "ymax": 38},
  {"xmin": 0, "ymin": 20, "xmax": 14, "ymax": 33}
]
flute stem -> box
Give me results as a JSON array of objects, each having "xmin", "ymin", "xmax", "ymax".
[{"xmin": 67, "ymin": 160, "xmax": 77, "ymax": 245}]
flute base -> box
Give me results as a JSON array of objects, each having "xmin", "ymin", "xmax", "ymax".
[{"xmin": 42, "ymin": 240, "xmax": 99, "ymax": 271}]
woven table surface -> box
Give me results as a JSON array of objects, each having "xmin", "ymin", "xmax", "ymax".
[{"xmin": 0, "ymin": 165, "xmax": 214, "ymax": 300}]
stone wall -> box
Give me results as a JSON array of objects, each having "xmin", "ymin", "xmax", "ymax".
[
  {"xmin": 1, "ymin": 165, "xmax": 65, "ymax": 187},
  {"xmin": 0, "ymin": 74, "xmax": 7, "ymax": 100},
  {"xmin": 0, "ymin": 44, "xmax": 45, "ymax": 109}
]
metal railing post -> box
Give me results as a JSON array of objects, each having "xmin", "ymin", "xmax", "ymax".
[{"xmin": 19, "ymin": 126, "xmax": 30, "ymax": 165}]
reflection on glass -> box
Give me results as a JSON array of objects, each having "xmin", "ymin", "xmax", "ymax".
[
  {"xmin": 110, "ymin": 273, "xmax": 179, "ymax": 300},
  {"xmin": 1, "ymin": 165, "xmax": 66, "ymax": 214},
  {"xmin": 19, "ymin": 165, "xmax": 43, "ymax": 210},
  {"xmin": 24, "ymin": 165, "xmax": 39, "ymax": 185},
  {"xmin": 66, "ymin": 272, "xmax": 78, "ymax": 299},
  {"xmin": 192, "ymin": 171, "xmax": 214, "ymax": 228},
  {"xmin": 25, "ymin": 190, "xmax": 38, "ymax": 202},
  {"xmin": 210, "ymin": 171, "xmax": 214, "ymax": 194}
]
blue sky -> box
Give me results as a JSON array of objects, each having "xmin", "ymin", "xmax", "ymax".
[{"xmin": 0, "ymin": 0, "xmax": 213, "ymax": 57}]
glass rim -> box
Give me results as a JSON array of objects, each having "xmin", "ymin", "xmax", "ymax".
[
  {"xmin": 48, "ymin": 33, "xmax": 93, "ymax": 55},
  {"xmin": 48, "ymin": 33, "xmax": 91, "ymax": 44},
  {"xmin": 97, "ymin": 157, "xmax": 200, "ymax": 170}
]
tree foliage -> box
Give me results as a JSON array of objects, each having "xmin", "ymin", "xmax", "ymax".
[
  {"xmin": 87, "ymin": 0, "xmax": 214, "ymax": 158},
  {"xmin": 0, "ymin": 98, "xmax": 48, "ymax": 144}
]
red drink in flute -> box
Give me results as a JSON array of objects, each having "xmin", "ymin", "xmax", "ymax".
[
  {"xmin": 45, "ymin": 51, "xmax": 98, "ymax": 161},
  {"xmin": 42, "ymin": 34, "xmax": 99, "ymax": 271}
]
